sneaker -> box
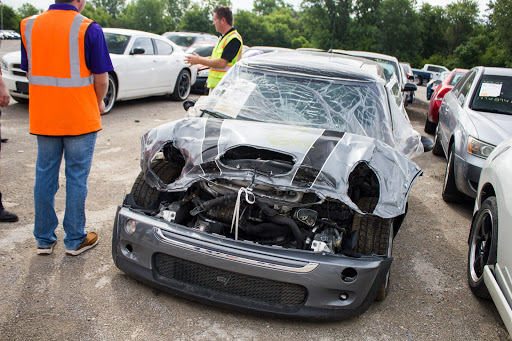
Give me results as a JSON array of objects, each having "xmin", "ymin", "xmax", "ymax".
[
  {"xmin": 65, "ymin": 232, "xmax": 99, "ymax": 256},
  {"xmin": 37, "ymin": 243, "xmax": 56, "ymax": 255}
]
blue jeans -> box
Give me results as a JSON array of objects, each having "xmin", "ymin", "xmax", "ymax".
[{"xmin": 33, "ymin": 132, "xmax": 97, "ymax": 250}]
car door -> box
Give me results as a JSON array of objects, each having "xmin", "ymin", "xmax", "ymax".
[
  {"xmin": 152, "ymin": 38, "xmax": 182, "ymax": 92},
  {"xmin": 120, "ymin": 36, "xmax": 160, "ymax": 97}
]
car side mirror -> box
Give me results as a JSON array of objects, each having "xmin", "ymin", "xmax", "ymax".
[
  {"xmin": 130, "ymin": 47, "xmax": 145, "ymax": 55},
  {"xmin": 183, "ymin": 99, "xmax": 196, "ymax": 111},
  {"xmin": 421, "ymin": 135, "xmax": 434, "ymax": 152},
  {"xmin": 403, "ymin": 83, "xmax": 417, "ymax": 92}
]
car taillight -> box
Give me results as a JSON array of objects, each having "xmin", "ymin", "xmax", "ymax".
[{"xmin": 435, "ymin": 88, "xmax": 451, "ymax": 101}]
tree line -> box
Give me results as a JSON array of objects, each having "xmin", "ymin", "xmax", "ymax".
[{"xmin": 3, "ymin": 0, "xmax": 512, "ymax": 69}]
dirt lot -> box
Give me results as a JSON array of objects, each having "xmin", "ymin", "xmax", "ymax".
[{"xmin": 0, "ymin": 39, "xmax": 509, "ymax": 340}]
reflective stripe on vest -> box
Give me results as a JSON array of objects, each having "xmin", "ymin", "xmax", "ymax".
[
  {"xmin": 207, "ymin": 30, "xmax": 242, "ymax": 88},
  {"xmin": 24, "ymin": 14, "xmax": 94, "ymax": 87}
]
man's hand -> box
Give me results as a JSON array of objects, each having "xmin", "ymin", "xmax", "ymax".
[
  {"xmin": 98, "ymin": 99, "xmax": 106, "ymax": 114},
  {"xmin": 185, "ymin": 53, "xmax": 202, "ymax": 66},
  {"xmin": 0, "ymin": 78, "xmax": 11, "ymax": 107}
]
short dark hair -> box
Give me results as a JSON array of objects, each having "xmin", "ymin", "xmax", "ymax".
[
  {"xmin": 55, "ymin": 0, "xmax": 74, "ymax": 3},
  {"xmin": 214, "ymin": 6, "xmax": 233, "ymax": 26}
]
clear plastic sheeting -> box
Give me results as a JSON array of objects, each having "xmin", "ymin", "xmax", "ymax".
[
  {"xmin": 141, "ymin": 118, "xmax": 422, "ymax": 218},
  {"xmin": 187, "ymin": 52, "xmax": 423, "ymax": 159}
]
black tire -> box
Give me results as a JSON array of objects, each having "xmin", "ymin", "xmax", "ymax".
[
  {"xmin": 468, "ymin": 197, "xmax": 498, "ymax": 299},
  {"xmin": 131, "ymin": 160, "xmax": 181, "ymax": 207},
  {"xmin": 432, "ymin": 125, "xmax": 444, "ymax": 156},
  {"xmin": 442, "ymin": 144, "xmax": 463, "ymax": 202},
  {"xmin": 353, "ymin": 197, "xmax": 394, "ymax": 301},
  {"xmin": 424, "ymin": 118, "xmax": 436, "ymax": 134},
  {"xmin": 170, "ymin": 69, "xmax": 191, "ymax": 101},
  {"xmin": 103, "ymin": 73, "xmax": 117, "ymax": 114},
  {"xmin": 415, "ymin": 76, "xmax": 423, "ymax": 86},
  {"xmin": 11, "ymin": 95, "xmax": 29, "ymax": 104}
]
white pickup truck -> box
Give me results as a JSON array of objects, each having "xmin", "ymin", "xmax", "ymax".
[{"xmin": 412, "ymin": 64, "xmax": 449, "ymax": 85}]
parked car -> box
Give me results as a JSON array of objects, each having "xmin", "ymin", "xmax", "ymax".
[
  {"xmin": 426, "ymin": 71, "xmax": 450, "ymax": 100},
  {"xmin": 162, "ymin": 31, "xmax": 217, "ymax": 50},
  {"xmin": 1, "ymin": 28, "xmax": 197, "ymax": 113},
  {"xmin": 433, "ymin": 66, "xmax": 512, "ymax": 202},
  {"xmin": 424, "ymin": 68, "xmax": 468, "ymax": 134},
  {"xmin": 332, "ymin": 50, "xmax": 417, "ymax": 110},
  {"xmin": 412, "ymin": 64, "xmax": 449, "ymax": 86},
  {"xmin": 467, "ymin": 137, "xmax": 512, "ymax": 336},
  {"xmin": 112, "ymin": 52, "xmax": 429, "ymax": 320}
]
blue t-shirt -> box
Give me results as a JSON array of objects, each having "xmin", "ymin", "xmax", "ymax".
[{"xmin": 20, "ymin": 4, "xmax": 113, "ymax": 75}]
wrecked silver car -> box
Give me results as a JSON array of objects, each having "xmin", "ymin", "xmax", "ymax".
[{"xmin": 112, "ymin": 52, "xmax": 424, "ymax": 320}]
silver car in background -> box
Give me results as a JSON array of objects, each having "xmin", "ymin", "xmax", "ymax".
[{"xmin": 433, "ymin": 66, "xmax": 512, "ymax": 202}]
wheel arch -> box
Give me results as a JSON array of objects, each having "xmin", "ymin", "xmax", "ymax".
[{"xmin": 108, "ymin": 71, "xmax": 119, "ymax": 99}]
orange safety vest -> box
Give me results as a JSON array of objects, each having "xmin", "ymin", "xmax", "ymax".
[{"xmin": 21, "ymin": 10, "xmax": 101, "ymax": 136}]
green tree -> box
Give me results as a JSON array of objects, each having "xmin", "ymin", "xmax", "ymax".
[
  {"xmin": 91, "ymin": 0, "xmax": 125, "ymax": 18},
  {"xmin": 82, "ymin": 3, "xmax": 112, "ymax": 27},
  {"xmin": 492, "ymin": 0, "xmax": 512, "ymax": 55},
  {"xmin": 17, "ymin": 3, "xmax": 42, "ymax": 18},
  {"xmin": 445, "ymin": 0, "xmax": 479, "ymax": 55},
  {"xmin": 253, "ymin": 0, "xmax": 292, "ymax": 16},
  {"xmin": 0, "ymin": 4, "xmax": 21, "ymax": 31},
  {"xmin": 418, "ymin": 3, "xmax": 449, "ymax": 63},
  {"xmin": 165, "ymin": 0, "xmax": 191, "ymax": 32},
  {"xmin": 119, "ymin": 0, "xmax": 167, "ymax": 33}
]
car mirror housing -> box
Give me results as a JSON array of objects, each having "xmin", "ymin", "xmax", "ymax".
[
  {"xmin": 130, "ymin": 47, "xmax": 145, "ymax": 55},
  {"xmin": 183, "ymin": 99, "xmax": 196, "ymax": 111},
  {"xmin": 421, "ymin": 135, "xmax": 434, "ymax": 152},
  {"xmin": 403, "ymin": 83, "xmax": 417, "ymax": 92}
]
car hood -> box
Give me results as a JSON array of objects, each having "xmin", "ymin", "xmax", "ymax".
[
  {"xmin": 141, "ymin": 118, "xmax": 422, "ymax": 219},
  {"xmin": 467, "ymin": 109, "xmax": 512, "ymax": 146}
]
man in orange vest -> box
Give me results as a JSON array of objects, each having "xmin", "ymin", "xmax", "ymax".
[
  {"xmin": 0, "ymin": 72, "xmax": 19, "ymax": 223},
  {"xmin": 20, "ymin": 0, "xmax": 113, "ymax": 256},
  {"xmin": 185, "ymin": 6, "xmax": 243, "ymax": 91}
]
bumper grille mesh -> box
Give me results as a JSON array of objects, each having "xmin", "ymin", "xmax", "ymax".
[{"xmin": 154, "ymin": 252, "xmax": 307, "ymax": 307}]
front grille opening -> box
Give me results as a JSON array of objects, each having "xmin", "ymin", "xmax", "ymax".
[
  {"xmin": 153, "ymin": 253, "xmax": 307, "ymax": 309},
  {"xmin": 220, "ymin": 146, "xmax": 295, "ymax": 175}
]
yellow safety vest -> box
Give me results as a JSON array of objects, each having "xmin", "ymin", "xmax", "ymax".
[{"xmin": 207, "ymin": 29, "xmax": 243, "ymax": 89}]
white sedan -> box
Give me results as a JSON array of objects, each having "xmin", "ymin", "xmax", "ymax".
[
  {"xmin": 0, "ymin": 28, "xmax": 196, "ymax": 114},
  {"xmin": 468, "ymin": 137, "xmax": 512, "ymax": 336}
]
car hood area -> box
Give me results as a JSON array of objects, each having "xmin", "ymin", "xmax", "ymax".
[
  {"xmin": 467, "ymin": 109, "xmax": 512, "ymax": 146},
  {"xmin": 141, "ymin": 118, "xmax": 422, "ymax": 219}
]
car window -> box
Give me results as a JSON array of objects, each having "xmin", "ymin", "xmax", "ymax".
[
  {"xmin": 164, "ymin": 34, "xmax": 197, "ymax": 47},
  {"xmin": 457, "ymin": 72, "xmax": 476, "ymax": 104},
  {"xmin": 154, "ymin": 39, "xmax": 173, "ymax": 55},
  {"xmin": 451, "ymin": 71, "xmax": 472, "ymax": 97},
  {"xmin": 186, "ymin": 44, "xmax": 215, "ymax": 57},
  {"xmin": 427, "ymin": 66, "xmax": 445, "ymax": 73},
  {"xmin": 133, "ymin": 37, "xmax": 154, "ymax": 55},
  {"xmin": 449, "ymin": 72, "xmax": 466, "ymax": 86},
  {"xmin": 470, "ymin": 75, "xmax": 512, "ymax": 115},
  {"xmin": 104, "ymin": 32, "xmax": 130, "ymax": 54}
]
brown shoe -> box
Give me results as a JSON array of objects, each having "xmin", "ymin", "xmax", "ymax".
[{"xmin": 66, "ymin": 232, "xmax": 99, "ymax": 256}]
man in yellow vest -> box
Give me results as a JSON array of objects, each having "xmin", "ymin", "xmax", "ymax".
[
  {"xmin": 20, "ymin": 0, "xmax": 113, "ymax": 256},
  {"xmin": 185, "ymin": 6, "xmax": 243, "ymax": 91}
]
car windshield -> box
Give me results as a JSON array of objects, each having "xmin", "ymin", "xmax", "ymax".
[
  {"xmin": 104, "ymin": 33, "xmax": 131, "ymax": 54},
  {"xmin": 186, "ymin": 44, "xmax": 214, "ymax": 57},
  {"xmin": 164, "ymin": 34, "xmax": 196, "ymax": 47},
  {"xmin": 449, "ymin": 72, "xmax": 466, "ymax": 86},
  {"xmin": 471, "ymin": 75, "xmax": 512, "ymax": 115},
  {"xmin": 190, "ymin": 60, "xmax": 423, "ymax": 158}
]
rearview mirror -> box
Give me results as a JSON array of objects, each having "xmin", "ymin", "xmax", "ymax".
[{"xmin": 403, "ymin": 83, "xmax": 418, "ymax": 92}]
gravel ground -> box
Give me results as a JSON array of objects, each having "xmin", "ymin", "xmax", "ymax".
[{"xmin": 0, "ymin": 39, "xmax": 509, "ymax": 340}]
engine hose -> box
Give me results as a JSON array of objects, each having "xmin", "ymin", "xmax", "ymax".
[
  {"xmin": 256, "ymin": 199, "xmax": 278, "ymax": 217},
  {"xmin": 319, "ymin": 219, "xmax": 346, "ymax": 233},
  {"xmin": 190, "ymin": 193, "xmax": 238, "ymax": 216},
  {"xmin": 270, "ymin": 215, "xmax": 303, "ymax": 248}
]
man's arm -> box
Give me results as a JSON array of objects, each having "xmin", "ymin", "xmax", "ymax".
[
  {"xmin": 0, "ymin": 76, "xmax": 10, "ymax": 107},
  {"xmin": 93, "ymin": 73, "xmax": 108, "ymax": 114},
  {"xmin": 185, "ymin": 54, "xmax": 228, "ymax": 69}
]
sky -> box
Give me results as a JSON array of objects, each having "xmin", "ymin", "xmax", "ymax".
[{"xmin": 3, "ymin": 0, "xmax": 491, "ymax": 17}]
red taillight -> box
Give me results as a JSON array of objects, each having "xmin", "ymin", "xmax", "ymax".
[{"xmin": 435, "ymin": 87, "xmax": 451, "ymax": 101}]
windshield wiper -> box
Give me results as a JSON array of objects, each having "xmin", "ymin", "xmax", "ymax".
[{"xmin": 200, "ymin": 109, "xmax": 232, "ymax": 119}]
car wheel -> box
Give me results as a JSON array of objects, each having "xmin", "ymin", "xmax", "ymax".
[
  {"xmin": 352, "ymin": 197, "xmax": 393, "ymax": 301},
  {"xmin": 468, "ymin": 196, "xmax": 498, "ymax": 299},
  {"xmin": 424, "ymin": 118, "xmax": 436, "ymax": 134},
  {"xmin": 11, "ymin": 95, "xmax": 29, "ymax": 104},
  {"xmin": 442, "ymin": 144, "xmax": 463, "ymax": 202},
  {"xmin": 432, "ymin": 125, "xmax": 444, "ymax": 156},
  {"xmin": 171, "ymin": 69, "xmax": 191, "ymax": 101},
  {"xmin": 131, "ymin": 160, "xmax": 181, "ymax": 207},
  {"xmin": 103, "ymin": 74, "xmax": 116, "ymax": 114},
  {"xmin": 415, "ymin": 76, "xmax": 423, "ymax": 86}
]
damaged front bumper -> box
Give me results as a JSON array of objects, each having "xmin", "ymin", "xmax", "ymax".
[{"xmin": 112, "ymin": 204, "xmax": 392, "ymax": 320}]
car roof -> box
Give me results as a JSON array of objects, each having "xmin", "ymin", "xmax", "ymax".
[
  {"xmin": 162, "ymin": 31, "xmax": 216, "ymax": 37},
  {"xmin": 239, "ymin": 51, "xmax": 383, "ymax": 82},
  {"xmin": 332, "ymin": 50, "xmax": 399, "ymax": 63},
  {"xmin": 479, "ymin": 67, "xmax": 512, "ymax": 76},
  {"xmin": 103, "ymin": 28, "xmax": 164, "ymax": 40}
]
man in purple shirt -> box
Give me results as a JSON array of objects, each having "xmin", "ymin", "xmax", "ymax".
[{"xmin": 21, "ymin": 0, "xmax": 114, "ymax": 256}]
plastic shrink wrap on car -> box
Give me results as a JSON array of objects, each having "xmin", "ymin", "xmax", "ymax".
[{"xmin": 187, "ymin": 54, "xmax": 423, "ymax": 159}]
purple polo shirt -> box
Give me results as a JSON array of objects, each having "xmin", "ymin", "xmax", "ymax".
[{"xmin": 20, "ymin": 4, "xmax": 113, "ymax": 75}]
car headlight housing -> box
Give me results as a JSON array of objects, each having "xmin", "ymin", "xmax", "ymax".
[
  {"xmin": 467, "ymin": 136, "xmax": 495, "ymax": 159},
  {"xmin": 197, "ymin": 69, "xmax": 209, "ymax": 77},
  {"xmin": 1, "ymin": 59, "xmax": 8, "ymax": 72}
]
